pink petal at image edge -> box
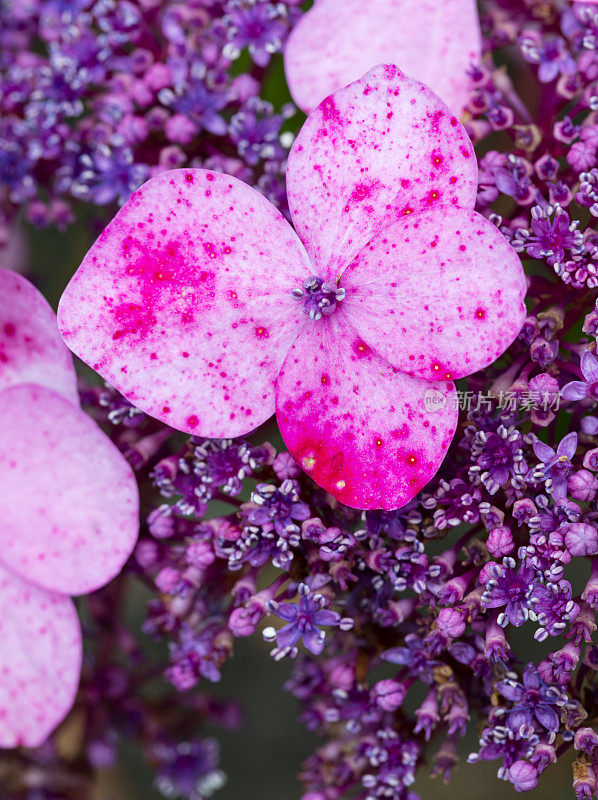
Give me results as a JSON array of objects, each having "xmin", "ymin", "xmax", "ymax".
[
  {"xmin": 0, "ymin": 383, "xmax": 139, "ymax": 596},
  {"xmin": 0, "ymin": 563, "xmax": 82, "ymax": 749}
]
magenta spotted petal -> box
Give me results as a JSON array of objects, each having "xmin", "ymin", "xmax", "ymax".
[
  {"xmin": 0, "ymin": 269, "xmax": 78, "ymax": 404},
  {"xmin": 58, "ymin": 170, "xmax": 311, "ymax": 437},
  {"xmin": 286, "ymin": 64, "xmax": 477, "ymax": 279},
  {"xmin": 342, "ymin": 207, "xmax": 527, "ymax": 381},
  {"xmin": 284, "ymin": 0, "xmax": 481, "ymax": 115},
  {"xmin": 58, "ymin": 66, "xmax": 526, "ymax": 510},
  {"xmin": 0, "ymin": 383, "xmax": 139, "ymax": 595},
  {"xmin": 276, "ymin": 316, "xmax": 458, "ymax": 510},
  {"xmin": 0, "ymin": 564, "xmax": 82, "ymax": 748}
]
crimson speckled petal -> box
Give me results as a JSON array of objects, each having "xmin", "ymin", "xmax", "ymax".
[
  {"xmin": 286, "ymin": 65, "xmax": 478, "ymax": 280},
  {"xmin": 275, "ymin": 315, "xmax": 458, "ymax": 510},
  {"xmin": 0, "ymin": 564, "xmax": 81, "ymax": 748},
  {"xmin": 0, "ymin": 269, "xmax": 78, "ymax": 405},
  {"xmin": 0, "ymin": 384, "xmax": 139, "ymax": 596},
  {"xmin": 284, "ymin": 0, "xmax": 481, "ymax": 115},
  {"xmin": 342, "ymin": 206, "xmax": 527, "ymax": 381},
  {"xmin": 57, "ymin": 169, "xmax": 311, "ymax": 437}
]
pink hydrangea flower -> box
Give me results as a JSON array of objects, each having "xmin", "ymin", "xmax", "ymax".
[
  {"xmin": 284, "ymin": 0, "xmax": 481, "ymax": 115},
  {"xmin": 0, "ymin": 269, "xmax": 139, "ymax": 748},
  {"xmin": 58, "ymin": 65, "xmax": 525, "ymax": 511}
]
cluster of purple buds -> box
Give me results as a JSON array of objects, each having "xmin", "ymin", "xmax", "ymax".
[{"xmin": 0, "ymin": 0, "xmax": 303, "ymax": 245}]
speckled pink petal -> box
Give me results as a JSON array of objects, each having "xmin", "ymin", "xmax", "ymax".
[
  {"xmin": 275, "ymin": 315, "xmax": 458, "ymax": 510},
  {"xmin": 58, "ymin": 169, "xmax": 311, "ymax": 437},
  {"xmin": 0, "ymin": 384, "xmax": 139, "ymax": 595},
  {"xmin": 0, "ymin": 269, "xmax": 78, "ymax": 405},
  {"xmin": 285, "ymin": 0, "xmax": 481, "ymax": 115},
  {"xmin": 342, "ymin": 206, "xmax": 527, "ymax": 381},
  {"xmin": 286, "ymin": 64, "xmax": 478, "ymax": 280},
  {"xmin": 0, "ymin": 563, "xmax": 81, "ymax": 748}
]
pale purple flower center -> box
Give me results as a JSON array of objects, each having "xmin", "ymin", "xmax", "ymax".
[{"xmin": 291, "ymin": 275, "xmax": 345, "ymax": 321}]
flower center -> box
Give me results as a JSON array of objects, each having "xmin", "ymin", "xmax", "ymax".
[{"xmin": 291, "ymin": 276, "xmax": 345, "ymax": 321}]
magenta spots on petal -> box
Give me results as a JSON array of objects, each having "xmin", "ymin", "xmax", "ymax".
[
  {"xmin": 0, "ymin": 269, "xmax": 78, "ymax": 404},
  {"xmin": 110, "ymin": 237, "xmax": 214, "ymax": 342},
  {"xmin": 351, "ymin": 339, "xmax": 370, "ymax": 358},
  {"xmin": 349, "ymin": 180, "xmax": 381, "ymax": 204},
  {"xmin": 320, "ymin": 96, "xmax": 343, "ymax": 129}
]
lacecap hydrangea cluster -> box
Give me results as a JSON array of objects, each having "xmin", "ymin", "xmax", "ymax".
[{"xmin": 2, "ymin": 1, "xmax": 598, "ymax": 800}]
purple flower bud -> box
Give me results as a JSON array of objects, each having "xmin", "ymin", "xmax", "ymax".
[
  {"xmin": 478, "ymin": 562, "xmax": 497, "ymax": 585},
  {"xmin": 414, "ymin": 688, "xmax": 439, "ymax": 740},
  {"xmin": 513, "ymin": 498, "xmax": 537, "ymax": 525},
  {"xmin": 530, "ymin": 338, "xmax": 558, "ymax": 367},
  {"xmin": 568, "ymin": 469, "xmax": 598, "ymax": 501},
  {"xmin": 509, "ymin": 760, "xmax": 539, "ymax": 792},
  {"xmin": 573, "ymin": 761, "xmax": 597, "ymax": 799},
  {"xmin": 157, "ymin": 146, "xmax": 187, "ymax": 171},
  {"xmin": 530, "ymin": 742, "xmax": 556, "ymax": 771},
  {"xmin": 535, "ymin": 154, "xmax": 559, "ymax": 181},
  {"xmin": 186, "ymin": 540, "xmax": 216, "ymax": 568},
  {"xmin": 487, "ymin": 526, "xmax": 515, "ymax": 557},
  {"xmin": 329, "ymin": 663, "xmax": 355, "ymax": 691},
  {"xmin": 148, "ymin": 506, "xmax": 176, "ymax": 539},
  {"xmin": 145, "ymin": 63, "xmax": 172, "ymax": 92},
  {"xmin": 228, "ymin": 606, "xmax": 260, "ymax": 637},
  {"xmin": 273, "ymin": 451, "xmax": 301, "ymax": 480},
  {"xmin": 574, "ymin": 727, "xmax": 598, "ymax": 755},
  {"xmin": 582, "ymin": 416, "xmax": 598, "ymax": 435},
  {"xmin": 529, "ymin": 372, "xmax": 560, "ymax": 401},
  {"xmin": 165, "ymin": 113, "xmax": 198, "ymax": 145},
  {"xmin": 155, "ymin": 566, "xmax": 181, "ymax": 594},
  {"xmin": 135, "ymin": 539, "xmax": 161, "ymax": 568},
  {"xmin": 372, "ymin": 679, "xmax": 406, "ymax": 711},
  {"xmin": 436, "ymin": 607, "xmax": 467, "ymax": 638},
  {"xmin": 583, "ymin": 310, "xmax": 598, "ymax": 337},
  {"xmin": 583, "ymin": 448, "xmax": 598, "ymax": 470},
  {"xmin": 562, "ymin": 522, "xmax": 598, "ymax": 556},
  {"xmin": 537, "ymin": 659, "xmax": 555, "ymax": 684}
]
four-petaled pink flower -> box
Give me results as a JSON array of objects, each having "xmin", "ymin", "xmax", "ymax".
[
  {"xmin": 284, "ymin": 0, "xmax": 481, "ymax": 114},
  {"xmin": 58, "ymin": 65, "xmax": 526, "ymax": 511},
  {"xmin": 0, "ymin": 269, "xmax": 139, "ymax": 748}
]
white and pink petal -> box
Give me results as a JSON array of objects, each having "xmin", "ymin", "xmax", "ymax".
[
  {"xmin": 0, "ymin": 269, "xmax": 78, "ymax": 405},
  {"xmin": 341, "ymin": 206, "xmax": 527, "ymax": 381},
  {"xmin": 0, "ymin": 384, "xmax": 139, "ymax": 596},
  {"xmin": 58, "ymin": 169, "xmax": 312, "ymax": 438},
  {"xmin": 286, "ymin": 64, "xmax": 478, "ymax": 279},
  {"xmin": 0, "ymin": 564, "xmax": 82, "ymax": 748},
  {"xmin": 275, "ymin": 315, "xmax": 458, "ymax": 510},
  {"xmin": 285, "ymin": 0, "xmax": 481, "ymax": 116}
]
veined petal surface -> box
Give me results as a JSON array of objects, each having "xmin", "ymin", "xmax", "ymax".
[
  {"xmin": 286, "ymin": 65, "xmax": 478, "ymax": 280},
  {"xmin": 0, "ymin": 269, "xmax": 78, "ymax": 405},
  {"xmin": 58, "ymin": 169, "xmax": 312, "ymax": 437},
  {"xmin": 0, "ymin": 564, "xmax": 81, "ymax": 748},
  {"xmin": 342, "ymin": 207, "xmax": 527, "ymax": 381},
  {"xmin": 285, "ymin": 0, "xmax": 481, "ymax": 115},
  {"xmin": 0, "ymin": 384, "xmax": 139, "ymax": 595},
  {"xmin": 275, "ymin": 315, "xmax": 458, "ymax": 510}
]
